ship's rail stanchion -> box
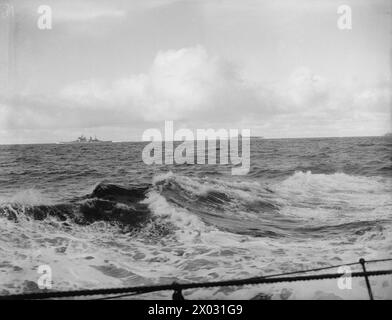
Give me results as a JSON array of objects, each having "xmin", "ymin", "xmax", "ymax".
[
  {"xmin": 359, "ymin": 258, "xmax": 374, "ymax": 300},
  {"xmin": 172, "ymin": 282, "xmax": 185, "ymax": 301},
  {"xmin": 0, "ymin": 257, "xmax": 391, "ymax": 300}
]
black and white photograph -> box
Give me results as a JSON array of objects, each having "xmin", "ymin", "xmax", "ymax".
[{"xmin": 0, "ymin": 0, "xmax": 391, "ymax": 304}]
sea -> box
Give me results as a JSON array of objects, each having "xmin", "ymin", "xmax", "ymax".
[{"xmin": 0, "ymin": 136, "xmax": 391, "ymax": 299}]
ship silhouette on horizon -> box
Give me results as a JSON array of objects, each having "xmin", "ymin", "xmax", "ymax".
[{"xmin": 60, "ymin": 135, "xmax": 112, "ymax": 144}]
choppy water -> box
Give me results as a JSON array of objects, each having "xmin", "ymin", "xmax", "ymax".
[{"xmin": 0, "ymin": 136, "xmax": 391, "ymax": 299}]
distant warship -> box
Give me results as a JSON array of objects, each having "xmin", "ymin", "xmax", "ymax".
[{"xmin": 60, "ymin": 135, "xmax": 112, "ymax": 144}]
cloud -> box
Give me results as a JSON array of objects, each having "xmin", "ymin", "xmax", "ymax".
[
  {"xmin": 54, "ymin": 7, "xmax": 126, "ymax": 22},
  {"xmin": 1, "ymin": 46, "xmax": 390, "ymax": 140},
  {"xmin": 285, "ymin": 67, "xmax": 330, "ymax": 109},
  {"xmin": 59, "ymin": 45, "xmax": 261, "ymax": 123},
  {"xmin": 20, "ymin": 0, "xmax": 127, "ymax": 22}
]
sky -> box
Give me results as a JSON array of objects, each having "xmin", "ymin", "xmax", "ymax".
[{"xmin": 0, "ymin": 0, "xmax": 391, "ymax": 144}]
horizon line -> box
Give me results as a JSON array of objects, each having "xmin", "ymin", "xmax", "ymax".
[{"xmin": 0, "ymin": 134, "xmax": 389, "ymax": 146}]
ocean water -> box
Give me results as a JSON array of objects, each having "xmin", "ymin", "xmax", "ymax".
[{"xmin": 0, "ymin": 136, "xmax": 391, "ymax": 299}]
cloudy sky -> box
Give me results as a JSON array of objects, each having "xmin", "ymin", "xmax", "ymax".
[{"xmin": 0, "ymin": 0, "xmax": 391, "ymax": 144}]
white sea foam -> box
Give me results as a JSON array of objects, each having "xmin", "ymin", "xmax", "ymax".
[
  {"xmin": 274, "ymin": 171, "xmax": 392, "ymax": 222},
  {"xmin": 142, "ymin": 189, "xmax": 213, "ymax": 242},
  {"xmin": 0, "ymin": 189, "xmax": 53, "ymax": 206}
]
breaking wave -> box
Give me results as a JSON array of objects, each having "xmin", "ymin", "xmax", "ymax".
[
  {"xmin": 1, "ymin": 170, "xmax": 391, "ymax": 299},
  {"xmin": 1, "ymin": 171, "xmax": 391, "ymax": 241}
]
